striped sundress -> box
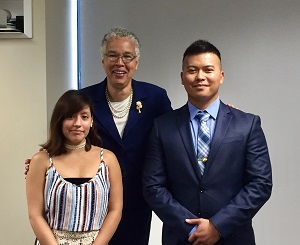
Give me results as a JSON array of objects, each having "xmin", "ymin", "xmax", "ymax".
[{"xmin": 34, "ymin": 148, "xmax": 110, "ymax": 245}]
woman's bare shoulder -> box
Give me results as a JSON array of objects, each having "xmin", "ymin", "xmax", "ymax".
[
  {"xmin": 30, "ymin": 150, "xmax": 49, "ymax": 165},
  {"xmin": 102, "ymin": 148, "xmax": 117, "ymax": 159},
  {"xmin": 90, "ymin": 146, "xmax": 116, "ymax": 159},
  {"xmin": 98, "ymin": 148, "xmax": 118, "ymax": 167}
]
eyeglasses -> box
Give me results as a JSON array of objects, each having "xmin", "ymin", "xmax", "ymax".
[{"xmin": 103, "ymin": 53, "xmax": 137, "ymax": 63}]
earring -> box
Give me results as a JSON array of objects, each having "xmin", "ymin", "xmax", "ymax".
[{"xmin": 91, "ymin": 124, "xmax": 93, "ymax": 128}]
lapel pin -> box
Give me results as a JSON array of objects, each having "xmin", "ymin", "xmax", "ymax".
[{"xmin": 136, "ymin": 101, "xmax": 142, "ymax": 113}]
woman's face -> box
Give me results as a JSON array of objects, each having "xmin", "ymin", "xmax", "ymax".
[
  {"xmin": 102, "ymin": 37, "xmax": 139, "ymax": 90},
  {"xmin": 62, "ymin": 106, "xmax": 93, "ymax": 145}
]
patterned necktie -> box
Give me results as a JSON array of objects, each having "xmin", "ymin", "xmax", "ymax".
[{"xmin": 196, "ymin": 111, "xmax": 210, "ymax": 175}]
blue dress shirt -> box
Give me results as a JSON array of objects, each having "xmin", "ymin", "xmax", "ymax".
[
  {"xmin": 188, "ymin": 98, "xmax": 220, "ymax": 154},
  {"xmin": 187, "ymin": 98, "xmax": 220, "ymax": 237}
]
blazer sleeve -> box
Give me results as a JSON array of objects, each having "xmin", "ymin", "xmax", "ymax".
[
  {"xmin": 210, "ymin": 115, "xmax": 272, "ymax": 238},
  {"xmin": 160, "ymin": 88, "xmax": 172, "ymax": 113},
  {"xmin": 142, "ymin": 118, "xmax": 197, "ymax": 241}
]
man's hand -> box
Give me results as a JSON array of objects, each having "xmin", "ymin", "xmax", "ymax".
[
  {"xmin": 186, "ymin": 218, "xmax": 221, "ymax": 245},
  {"xmin": 227, "ymin": 103, "xmax": 238, "ymax": 109}
]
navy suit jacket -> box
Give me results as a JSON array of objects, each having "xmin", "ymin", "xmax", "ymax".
[
  {"xmin": 143, "ymin": 102, "xmax": 272, "ymax": 245},
  {"xmin": 81, "ymin": 78, "xmax": 172, "ymax": 210}
]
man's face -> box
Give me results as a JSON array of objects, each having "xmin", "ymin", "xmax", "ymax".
[
  {"xmin": 102, "ymin": 37, "xmax": 139, "ymax": 90},
  {"xmin": 181, "ymin": 52, "xmax": 224, "ymax": 109}
]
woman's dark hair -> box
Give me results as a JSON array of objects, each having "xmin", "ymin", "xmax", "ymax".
[{"xmin": 41, "ymin": 90, "xmax": 102, "ymax": 156}]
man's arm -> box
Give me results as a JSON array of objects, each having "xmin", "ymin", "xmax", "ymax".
[
  {"xmin": 210, "ymin": 115, "xmax": 272, "ymax": 238},
  {"xmin": 142, "ymin": 119, "xmax": 197, "ymax": 241}
]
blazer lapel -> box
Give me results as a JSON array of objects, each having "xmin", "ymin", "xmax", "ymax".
[
  {"xmin": 92, "ymin": 80, "xmax": 123, "ymax": 146},
  {"xmin": 203, "ymin": 102, "xmax": 232, "ymax": 176},
  {"xmin": 177, "ymin": 104, "xmax": 203, "ymax": 182},
  {"xmin": 123, "ymin": 80, "xmax": 147, "ymax": 137}
]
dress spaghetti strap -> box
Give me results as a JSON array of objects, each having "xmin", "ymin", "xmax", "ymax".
[{"xmin": 100, "ymin": 148, "xmax": 104, "ymax": 162}]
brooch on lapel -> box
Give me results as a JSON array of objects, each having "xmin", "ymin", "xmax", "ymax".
[{"xmin": 136, "ymin": 101, "xmax": 142, "ymax": 114}]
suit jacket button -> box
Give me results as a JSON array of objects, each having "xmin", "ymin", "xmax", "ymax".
[{"xmin": 200, "ymin": 187, "xmax": 205, "ymax": 193}]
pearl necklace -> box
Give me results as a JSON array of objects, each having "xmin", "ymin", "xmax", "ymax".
[
  {"xmin": 106, "ymin": 87, "xmax": 133, "ymax": 119},
  {"xmin": 65, "ymin": 139, "xmax": 86, "ymax": 150}
]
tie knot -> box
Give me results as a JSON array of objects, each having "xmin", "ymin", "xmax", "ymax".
[{"xmin": 196, "ymin": 111, "xmax": 210, "ymax": 122}]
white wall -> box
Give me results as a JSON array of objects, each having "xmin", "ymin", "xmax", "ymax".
[
  {"xmin": 0, "ymin": 0, "xmax": 77, "ymax": 243},
  {"xmin": 45, "ymin": 0, "xmax": 78, "ymax": 120},
  {"xmin": 79, "ymin": 1, "xmax": 300, "ymax": 244},
  {"xmin": 0, "ymin": 0, "xmax": 46, "ymax": 243}
]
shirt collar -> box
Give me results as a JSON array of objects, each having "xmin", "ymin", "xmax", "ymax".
[{"xmin": 188, "ymin": 98, "xmax": 220, "ymax": 121}]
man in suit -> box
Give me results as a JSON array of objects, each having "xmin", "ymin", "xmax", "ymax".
[
  {"xmin": 81, "ymin": 27, "xmax": 172, "ymax": 245},
  {"xmin": 143, "ymin": 39, "xmax": 272, "ymax": 245}
]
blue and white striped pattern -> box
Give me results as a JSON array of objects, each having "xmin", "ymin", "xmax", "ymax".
[
  {"xmin": 44, "ymin": 152, "xmax": 110, "ymax": 232},
  {"xmin": 196, "ymin": 111, "xmax": 210, "ymax": 175}
]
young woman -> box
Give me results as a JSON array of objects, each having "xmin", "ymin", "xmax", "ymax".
[{"xmin": 26, "ymin": 90, "xmax": 123, "ymax": 245}]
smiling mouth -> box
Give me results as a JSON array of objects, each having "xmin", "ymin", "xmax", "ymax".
[{"xmin": 113, "ymin": 71, "xmax": 126, "ymax": 75}]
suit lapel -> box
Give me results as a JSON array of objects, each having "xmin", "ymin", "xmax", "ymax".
[
  {"xmin": 177, "ymin": 104, "xmax": 203, "ymax": 182},
  {"xmin": 203, "ymin": 102, "xmax": 232, "ymax": 176}
]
